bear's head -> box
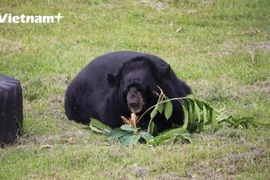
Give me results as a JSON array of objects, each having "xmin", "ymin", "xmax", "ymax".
[{"xmin": 107, "ymin": 57, "xmax": 170, "ymax": 115}]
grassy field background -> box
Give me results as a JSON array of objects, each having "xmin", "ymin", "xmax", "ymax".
[{"xmin": 1, "ymin": 0, "xmax": 270, "ymax": 179}]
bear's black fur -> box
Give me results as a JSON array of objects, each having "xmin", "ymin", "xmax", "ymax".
[{"xmin": 64, "ymin": 51, "xmax": 192, "ymax": 133}]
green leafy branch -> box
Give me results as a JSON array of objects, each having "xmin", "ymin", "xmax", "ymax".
[{"xmin": 89, "ymin": 87, "xmax": 270, "ymax": 146}]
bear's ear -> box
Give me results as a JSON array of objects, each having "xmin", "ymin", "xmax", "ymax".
[{"xmin": 107, "ymin": 73, "xmax": 120, "ymax": 87}]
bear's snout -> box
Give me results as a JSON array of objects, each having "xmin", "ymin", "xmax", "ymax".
[{"xmin": 127, "ymin": 87, "xmax": 144, "ymax": 113}]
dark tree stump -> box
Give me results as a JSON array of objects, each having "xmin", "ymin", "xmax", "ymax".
[{"xmin": 0, "ymin": 74, "xmax": 23, "ymax": 146}]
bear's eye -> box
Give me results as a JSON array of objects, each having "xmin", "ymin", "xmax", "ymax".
[{"xmin": 122, "ymin": 89, "xmax": 128, "ymax": 96}]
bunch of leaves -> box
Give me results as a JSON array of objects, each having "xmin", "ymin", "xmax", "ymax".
[
  {"xmin": 89, "ymin": 87, "xmax": 269, "ymax": 146},
  {"xmin": 90, "ymin": 116, "xmax": 155, "ymax": 145},
  {"xmin": 107, "ymin": 125, "xmax": 154, "ymax": 145},
  {"xmin": 89, "ymin": 118, "xmax": 155, "ymax": 145}
]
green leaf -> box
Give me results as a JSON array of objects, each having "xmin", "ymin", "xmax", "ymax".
[
  {"xmin": 157, "ymin": 103, "xmax": 165, "ymax": 114},
  {"xmin": 202, "ymin": 104, "xmax": 208, "ymax": 125},
  {"xmin": 119, "ymin": 134, "xmax": 140, "ymax": 145},
  {"xmin": 164, "ymin": 100, "xmax": 173, "ymax": 120},
  {"xmin": 253, "ymin": 121, "xmax": 270, "ymax": 128},
  {"xmin": 120, "ymin": 124, "xmax": 139, "ymax": 132},
  {"xmin": 217, "ymin": 113, "xmax": 232, "ymax": 123},
  {"xmin": 107, "ymin": 128, "xmax": 131, "ymax": 140},
  {"xmin": 147, "ymin": 121, "xmax": 158, "ymax": 135},
  {"xmin": 148, "ymin": 135, "xmax": 171, "ymax": 146},
  {"xmin": 139, "ymin": 131, "xmax": 154, "ymax": 141},
  {"xmin": 181, "ymin": 103, "xmax": 189, "ymax": 130},
  {"xmin": 160, "ymin": 127, "xmax": 188, "ymax": 137},
  {"xmin": 194, "ymin": 99, "xmax": 202, "ymax": 123},
  {"xmin": 148, "ymin": 128, "xmax": 191, "ymax": 146},
  {"xmin": 187, "ymin": 99, "xmax": 194, "ymax": 124},
  {"xmin": 176, "ymin": 133, "xmax": 192, "ymax": 144},
  {"xmin": 210, "ymin": 109, "xmax": 217, "ymax": 130},
  {"xmin": 89, "ymin": 124, "xmax": 106, "ymax": 134},
  {"xmin": 89, "ymin": 118, "xmax": 112, "ymax": 134},
  {"xmin": 231, "ymin": 117, "xmax": 253, "ymax": 128},
  {"xmin": 150, "ymin": 105, "xmax": 159, "ymax": 119},
  {"xmin": 194, "ymin": 98, "xmax": 204, "ymax": 109}
]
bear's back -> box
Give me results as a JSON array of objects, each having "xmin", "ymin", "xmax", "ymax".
[{"xmin": 76, "ymin": 51, "xmax": 166, "ymax": 86}]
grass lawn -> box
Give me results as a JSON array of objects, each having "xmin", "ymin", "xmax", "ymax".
[{"xmin": 0, "ymin": 0, "xmax": 270, "ymax": 179}]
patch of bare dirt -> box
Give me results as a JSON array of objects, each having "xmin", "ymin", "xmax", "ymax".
[
  {"xmin": 246, "ymin": 41, "xmax": 270, "ymax": 53},
  {"xmin": 229, "ymin": 79, "xmax": 270, "ymax": 99},
  {"xmin": 47, "ymin": 95, "xmax": 66, "ymax": 120},
  {"xmin": 101, "ymin": 163, "xmax": 149, "ymax": 179},
  {"xmin": 15, "ymin": 120, "xmax": 91, "ymax": 149},
  {"xmin": 101, "ymin": 0, "xmax": 120, "ymax": 10},
  {"xmin": 241, "ymin": 29, "xmax": 260, "ymax": 36},
  {"xmin": 215, "ymin": 148, "xmax": 267, "ymax": 175},
  {"xmin": 43, "ymin": 74, "xmax": 70, "ymax": 85},
  {"xmin": 218, "ymin": 41, "xmax": 239, "ymax": 57},
  {"xmin": 154, "ymin": 172, "xmax": 182, "ymax": 180},
  {"xmin": 185, "ymin": 9, "xmax": 198, "ymax": 14},
  {"xmin": 185, "ymin": 148, "xmax": 266, "ymax": 180},
  {"xmin": 129, "ymin": 164, "xmax": 149, "ymax": 178},
  {"xmin": 136, "ymin": 0, "xmax": 168, "ymax": 11},
  {"xmin": 0, "ymin": 39, "xmax": 23, "ymax": 53},
  {"xmin": 217, "ymin": 40, "xmax": 270, "ymax": 57},
  {"xmin": 186, "ymin": 161, "xmax": 239, "ymax": 180}
]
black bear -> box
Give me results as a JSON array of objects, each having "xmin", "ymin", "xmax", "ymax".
[{"xmin": 64, "ymin": 51, "xmax": 192, "ymax": 133}]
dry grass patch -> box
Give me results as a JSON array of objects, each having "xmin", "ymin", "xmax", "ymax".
[
  {"xmin": 0, "ymin": 39, "xmax": 23, "ymax": 53},
  {"xmin": 228, "ymin": 78, "xmax": 270, "ymax": 100},
  {"xmin": 217, "ymin": 40, "xmax": 270, "ymax": 58}
]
